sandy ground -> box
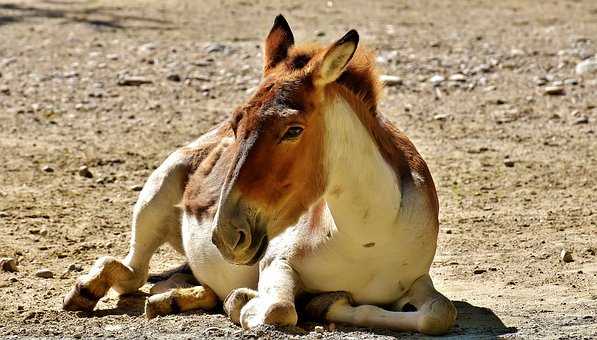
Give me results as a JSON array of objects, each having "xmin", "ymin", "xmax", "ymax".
[{"xmin": 0, "ymin": 0, "xmax": 596, "ymax": 338}]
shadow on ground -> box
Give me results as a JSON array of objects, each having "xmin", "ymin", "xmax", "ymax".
[
  {"xmin": 0, "ymin": 1, "xmax": 175, "ymax": 30},
  {"xmin": 86, "ymin": 293, "xmax": 517, "ymax": 339}
]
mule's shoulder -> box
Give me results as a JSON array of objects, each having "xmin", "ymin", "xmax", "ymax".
[
  {"xmin": 180, "ymin": 121, "xmax": 234, "ymax": 171},
  {"xmin": 181, "ymin": 121, "xmax": 234, "ymax": 220}
]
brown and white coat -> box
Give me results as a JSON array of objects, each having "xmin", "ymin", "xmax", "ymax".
[{"xmin": 63, "ymin": 15, "xmax": 456, "ymax": 335}]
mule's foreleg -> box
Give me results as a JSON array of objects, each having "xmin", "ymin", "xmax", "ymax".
[
  {"xmin": 63, "ymin": 151, "xmax": 189, "ymax": 312},
  {"xmin": 305, "ymin": 274, "xmax": 456, "ymax": 335},
  {"xmin": 224, "ymin": 258, "xmax": 301, "ymax": 329}
]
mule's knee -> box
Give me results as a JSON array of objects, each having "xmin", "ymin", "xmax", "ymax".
[{"xmin": 417, "ymin": 296, "xmax": 457, "ymax": 335}]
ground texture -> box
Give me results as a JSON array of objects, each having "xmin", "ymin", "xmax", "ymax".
[{"xmin": 0, "ymin": 0, "xmax": 596, "ymax": 339}]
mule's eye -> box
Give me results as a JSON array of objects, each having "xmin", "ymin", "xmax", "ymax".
[{"xmin": 282, "ymin": 126, "xmax": 304, "ymax": 141}]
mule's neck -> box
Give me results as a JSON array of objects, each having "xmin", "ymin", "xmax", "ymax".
[{"xmin": 322, "ymin": 94, "xmax": 402, "ymax": 243}]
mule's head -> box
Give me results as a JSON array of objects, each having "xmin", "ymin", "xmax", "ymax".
[{"xmin": 211, "ymin": 15, "xmax": 361, "ymax": 265}]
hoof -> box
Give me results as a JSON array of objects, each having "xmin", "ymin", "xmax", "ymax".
[
  {"xmin": 224, "ymin": 288, "xmax": 258, "ymax": 324},
  {"xmin": 240, "ymin": 298, "xmax": 298, "ymax": 329},
  {"xmin": 304, "ymin": 291, "xmax": 353, "ymax": 320},
  {"xmin": 263, "ymin": 300, "xmax": 298, "ymax": 326},
  {"xmin": 145, "ymin": 293, "xmax": 176, "ymax": 319},
  {"xmin": 63, "ymin": 284, "xmax": 100, "ymax": 312}
]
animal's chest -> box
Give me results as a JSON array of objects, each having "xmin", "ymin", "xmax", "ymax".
[{"xmin": 290, "ymin": 213, "xmax": 437, "ymax": 305}]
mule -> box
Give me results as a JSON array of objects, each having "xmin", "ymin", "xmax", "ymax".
[{"xmin": 63, "ymin": 15, "xmax": 457, "ymax": 335}]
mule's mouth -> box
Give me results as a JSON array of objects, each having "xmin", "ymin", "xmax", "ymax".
[{"xmin": 236, "ymin": 235, "xmax": 269, "ymax": 266}]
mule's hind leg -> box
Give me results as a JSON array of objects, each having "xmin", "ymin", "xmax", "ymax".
[
  {"xmin": 63, "ymin": 151, "xmax": 189, "ymax": 312},
  {"xmin": 145, "ymin": 284, "xmax": 218, "ymax": 319},
  {"xmin": 305, "ymin": 274, "xmax": 456, "ymax": 335}
]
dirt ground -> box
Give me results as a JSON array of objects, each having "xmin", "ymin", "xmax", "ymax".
[{"xmin": 0, "ymin": 0, "xmax": 596, "ymax": 338}]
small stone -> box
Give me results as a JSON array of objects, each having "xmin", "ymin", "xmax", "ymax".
[
  {"xmin": 166, "ymin": 74, "xmax": 181, "ymax": 82},
  {"xmin": 78, "ymin": 166, "xmax": 93, "ymax": 178},
  {"xmin": 430, "ymin": 74, "xmax": 445, "ymax": 86},
  {"xmin": 130, "ymin": 184, "xmax": 143, "ymax": 192},
  {"xmin": 35, "ymin": 269, "xmax": 54, "ymax": 278},
  {"xmin": 445, "ymin": 229, "xmax": 452, "ymax": 234},
  {"xmin": 503, "ymin": 159, "xmax": 515, "ymax": 167},
  {"xmin": 68, "ymin": 263, "xmax": 83, "ymax": 272},
  {"xmin": 573, "ymin": 116, "xmax": 589, "ymax": 125},
  {"xmin": 433, "ymin": 113, "xmax": 450, "ymax": 121},
  {"xmin": 543, "ymin": 86, "xmax": 565, "ymax": 96},
  {"xmin": 63, "ymin": 71, "xmax": 79, "ymax": 78},
  {"xmin": 473, "ymin": 269, "xmax": 487, "ymax": 275},
  {"xmin": 0, "ymin": 258, "xmax": 17, "ymax": 272},
  {"xmin": 564, "ymin": 78, "xmax": 578, "ymax": 86},
  {"xmin": 41, "ymin": 165, "xmax": 54, "ymax": 173},
  {"xmin": 449, "ymin": 73, "xmax": 467, "ymax": 82},
  {"xmin": 0, "ymin": 86, "xmax": 10, "ymax": 95},
  {"xmin": 560, "ymin": 249, "xmax": 573, "ymax": 263},
  {"xmin": 314, "ymin": 326, "xmax": 325, "ymax": 333},
  {"xmin": 533, "ymin": 76, "xmax": 548, "ymax": 86},
  {"xmin": 117, "ymin": 76, "xmax": 153, "ymax": 86},
  {"xmin": 138, "ymin": 43, "xmax": 158, "ymax": 54},
  {"xmin": 379, "ymin": 75, "xmax": 402, "ymax": 86},
  {"xmin": 205, "ymin": 43, "xmax": 226, "ymax": 53},
  {"xmin": 575, "ymin": 58, "xmax": 597, "ymax": 75}
]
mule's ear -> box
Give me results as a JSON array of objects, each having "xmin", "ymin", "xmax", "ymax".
[
  {"xmin": 314, "ymin": 29, "xmax": 359, "ymax": 86},
  {"xmin": 264, "ymin": 14, "xmax": 294, "ymax": 73}
]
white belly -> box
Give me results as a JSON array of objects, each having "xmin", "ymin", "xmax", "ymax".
[{"xmin": 181, "ymin": 212, "xmax": 258, "ymax": 300}]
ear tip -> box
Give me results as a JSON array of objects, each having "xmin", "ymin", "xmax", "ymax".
[
  {"xmin": 336, "ymin": 29, "xmax": 359, "ymax": 47},
  {"xmin": 274, "ymin": 14, "xmax": 289, "ymax": 27},
  {"xmin": 346, "ymin": 29, "xmax": 359, "ymax": 43}
]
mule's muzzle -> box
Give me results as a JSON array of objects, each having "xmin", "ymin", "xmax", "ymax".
[{"xmin": 211, "ymin": 216, "xmax": 268, "ymax": 266}]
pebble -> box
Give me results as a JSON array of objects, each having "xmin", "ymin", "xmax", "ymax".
[
  {"xmin": 78, "ymin": 166, "xmax": 93, "ymax": 178},
  {"xmin": 35, "ymin": 269, "xmax": 54, "ymax": 278},
  {"xmin": 42, "ymin": 165, "xmax": 54, "ymax": 173},
  {"xmin": 379, "ymin": 75, "xmax": 402, "ymax": 86},
  {"xmin": 314, "ymin": 326, "xmax": 325, "ymax": 333},
  {"xmin": 503, "ymin": 159, "xmax": 515, "ymax": 167},
  {"xmin": 205, "ymin": 43, "xmax": 226, "ymax": 53},
  {"xmin": 543, "ymin": 86, "xmax": 565, "ymax": 96},
  {"xmin": 449, "ymin": 73, "xmax": 467, "ymax": 82},
  {"xmin": 473, "ymin": 269, "xmax": 487, "ymax": 275},
  {"xmin": 68, "ymin": 263, "xmax": 83, "ymax": 272},
  {"xmin": 430, "ymin": 74, "xmax": 445, "ymax": 86},
  {"xmin": 573, "ymin": 116, "xmax": 589, "ymax": 125},
  {"xmin": 0, "ymin": 257, "xmax": 17, "ymax": 272},
  {"xmin": 0, "ymin": 86, "xmax": 10, "ymax": 95},
  {"xmin": 130, "ymin": 184, "xmax": 143, "ymax": 192},
  {"xmin": 138, "ymin": 43, "xmax": 158, "ymax": 54},
  {"xmin": 117, "ymin": 76, "xmax": 153, "ymax": 86},
  {"xmin": 167, "ymin": 74, "xmax": 181, "ymax": 82},
  {"xmin": 575, "ymin": 58, "xmax": 597, "ymax": 75},
  {"xmin": 560, "ymin": 249, "xmax": 573, "ymax": 263},
  {"xmin": 376, "ymin": 50, "xmax": 399, "ymax": 64},
  {"xmin": 433, "ymin": 113, "xmax": 450, "ymax": 121}
]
